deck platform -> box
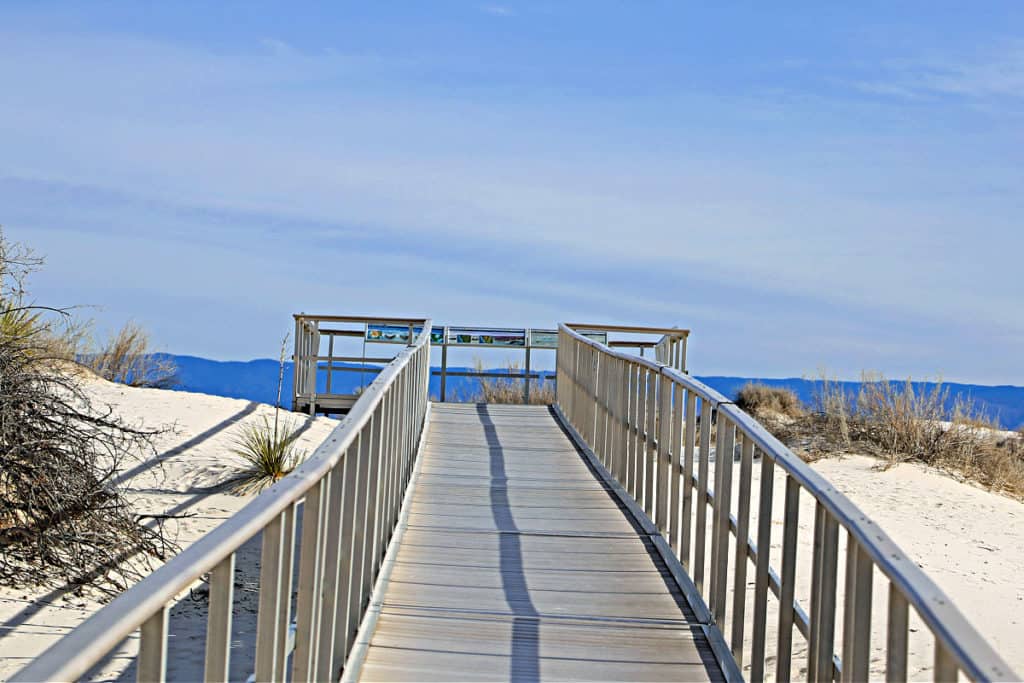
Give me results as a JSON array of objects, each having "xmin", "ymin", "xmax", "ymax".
[{"xmin": 354, "ymin": 403, "xmax": 723, "ymax": 682}]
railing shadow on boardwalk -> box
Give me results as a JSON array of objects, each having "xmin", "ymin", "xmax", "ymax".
[{"xmin": 476, "ymin": 404, "xmax": 541, "ymax": 682}]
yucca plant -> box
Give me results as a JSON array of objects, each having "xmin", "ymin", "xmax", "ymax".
[
  {"xmin": 229, "ymin": 415, "xmax": 306, "ymax": 494},
  {"xmin": 230, "ymin": 334, "xmax": 305, "ymax": 494}
]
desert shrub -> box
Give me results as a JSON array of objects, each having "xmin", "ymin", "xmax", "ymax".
[
  {"xmin": 0, "ymin": 231, "xmax": 169, "ymax": 592},
  {"xmin": 462, "ymin": 360, "xmax": 555, "ymax": 405},
  {"xmin": 735, "ymin": 383, "xmax": 803, "ymax": 419},
  {"xmin": 229, "ymin": 337, "xmax": 307, "ymax": 494},
  {"xmin": 780, "ymin": 369, "xmax": 1024, "ymax": 498},
  {"xmin": 85, "ymin": 321, "xmax": 177, "ymax": 388},
  {"xmin": 228, "ymin": 416, "xmax": 306, "ymax": 494}
]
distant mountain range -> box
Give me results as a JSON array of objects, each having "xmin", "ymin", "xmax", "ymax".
[{"xmin": 163, "ymin": 355, "xmax": 1024, "ymax": 430}]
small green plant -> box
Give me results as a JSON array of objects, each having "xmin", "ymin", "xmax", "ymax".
[
  {"xmin": 228, "ymin": 415, "xmax": 306, "ymax": 494},
  {"xmin": 229, "ymin": 332, "xmax": 305, "ymax": 494}
]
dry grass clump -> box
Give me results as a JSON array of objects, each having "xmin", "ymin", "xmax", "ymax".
[
  {"xmin": 735, "ymin": 383, "xmax": 804, "ymax": 419},
  {"xmin": 769, "ymin": 370, "xmax": 1024, "ymax": 499},
  {"xmin": 83, "ymin": 321, "xmax": 178, "ymax": 389},
  {"xmin": 461, "ymin": 360, "xmax": 556, "ymax": 405}
]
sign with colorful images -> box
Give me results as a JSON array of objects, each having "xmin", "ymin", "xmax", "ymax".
[
  {"xmin": 530, "ymin": 329, "xmax": 607, "ymax": 347},
  {"xmin": 529, "ymin": 330, "xmax": 559, "ymax": 348},
  {"xmin": 447, "ymin": 328, "xmax": 526, "ymax": 347},
  {"xmin": 365, "ymin": 324, "xmax": 446, "ymax": 344}
]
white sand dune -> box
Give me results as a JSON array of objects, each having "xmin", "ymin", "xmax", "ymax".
[{"xmin": 1, "ymin": 384, "xmax": 1020, "ymax": 681}]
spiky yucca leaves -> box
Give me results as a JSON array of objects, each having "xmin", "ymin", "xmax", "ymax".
[{"xmin": 229, "ymin": 416, "xmax": 307, "ymax": 494}]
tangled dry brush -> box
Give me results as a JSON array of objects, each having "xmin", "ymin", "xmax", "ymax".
[{"xmin": 0, "ymin": 236, "xmax": 172, "ymax": 594}]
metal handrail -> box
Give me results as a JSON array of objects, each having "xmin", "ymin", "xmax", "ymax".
[
  {"xmin": 556, "ymin": 323, "xmax": 1016, "ymax": 683},
  {"xmin": 14, "ymin": 321, "xmax": 433, "ymax": 683}
]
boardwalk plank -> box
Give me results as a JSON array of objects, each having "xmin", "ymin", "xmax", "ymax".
[{"xmin": 356, "ymin": 404, "xmax": 723, "ymax": 682}]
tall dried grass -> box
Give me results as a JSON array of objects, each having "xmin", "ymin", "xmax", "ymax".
[
  {"xmin": 775, "ymin": 370, "xmax": 1024, "ymax": 498},
  {"xmin": 85, "ymin": 321, "xmax": 177, "ymax": 389},
  {"xmin": 735, "ymin": 383, "xmax": 803, "ymax": 419},
  {"xmin": 462, "ymin": 360, "xmax": 556, "ymax": 405}
]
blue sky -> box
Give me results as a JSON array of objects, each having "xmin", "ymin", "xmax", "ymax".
[{"xmin": 2, "ymin": 2, "xmax": 1021, "ymax": 383}]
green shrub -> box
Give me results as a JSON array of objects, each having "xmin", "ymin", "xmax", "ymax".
[{"xmin": 229, "ymin": 416, "xmax": 306, "ymax": 494}]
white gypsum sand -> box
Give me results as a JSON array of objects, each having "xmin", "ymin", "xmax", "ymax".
[
  {"xmin": 0, "ymin": 377, "xmax": 336, "ymax": 682},
  {"xmin": 705, "ymin": 452, "xmax": 1023, "ymax": 681}
]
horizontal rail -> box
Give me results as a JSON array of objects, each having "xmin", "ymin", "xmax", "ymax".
[
  {"xmin": 294, "ymin": 314, "xmax": 428, "ymax": 324},
  {"xmin": 15, "ymin": 322, "xmax": 433, "ymax": 683},
  {"xmin": 556, "ymin": 324, "xmax": 1015, "ymax": 683},
  {"xmin": 565, "ymin": 322, "xmax": 690, "ymax": 337}
]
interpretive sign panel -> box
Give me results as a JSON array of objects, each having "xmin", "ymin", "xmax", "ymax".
[
  {"xmin": 447, "ymin": 328, "xmax": 527, "ymax": 347},
  {"xmin": 366, "ymin": 324, "xmax": 445, "ymax": 345}
]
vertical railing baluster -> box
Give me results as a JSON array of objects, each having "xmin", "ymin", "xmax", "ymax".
[
  {"xmin": 627, "ymin": 363, "xmax": 640, "ymax": 497},
  {"xmin": 710, "ymin": 416, "xmax": 734, "ymax": 624},
  {"xmin": 668, "ymin": 382, "xmax": 683, "ymax": 553},
  {"xmin": 887, "ymin": 585, "xmax": 909, "ymax": 683},
  {"xmin": 694, "ymin": 398, "xmax": 713, "ymax": 594},
  {"xmin": 935, "ymin": 642, "xmax": 959, "ymax": 683},
  {"xmin": 656, "ymin": 371, "xmax": 671, "ymax": 534},
  {"xmin": 273, "ymin": 504, "xmax": 297, "ymax": 683},
  {"xmin": 291, "ymin": 475, "xmax": 328, "ymax": 683},
  {"xmin": 255, "ymin": 512, "xmax": 285, "ymax": 681},
  {"xmin": 362, "ymin": 406, "xmax": 384, "ymax": 600},
  {"xmin": 314, "ymin": 457, "xmax": 349, "ymax": 681},
  {"xmin": 809, "ymin": 507, "xmax": 839, "ymax": 682},
  {"xmin": 750, "ymin": 455, "xmax": 775, "ymax": 683},
  {"xmin": 204, "ymin": 554, "xmax": 235, "ymax": 683},
  {"xmin": 644, "ymin": 369, "xmax": 656, "ymax": 517},
  {"xmin": 334, "ymin": 440, "xmax": 364, "ymax": 675},
  {"xmin": 680, "ymin": 390, "xmax": 696, "ymax": 569},
  {"xmin": 730, "ymin": 434, "xmax": 754, "ymax": 665},
  {"xmin": 776, "ymin": 476, "xmax": 801, "ymax": 683},
  {"xmin": 841, "ymin": 539, "xmax": 873, "ymax": 683},
  {"xmin": 138, "ymin": 605, "xmax": 169, "ymax": 683}
]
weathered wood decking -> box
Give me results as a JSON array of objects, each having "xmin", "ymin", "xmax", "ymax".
[{"xmin": 354, "ymin": 403, "xmax": 723, "ymax": 682}]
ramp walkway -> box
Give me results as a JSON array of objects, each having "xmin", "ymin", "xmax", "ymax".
[{"xmin": 355, "ymin": 403, "xmax": 722, "ymax": 682}]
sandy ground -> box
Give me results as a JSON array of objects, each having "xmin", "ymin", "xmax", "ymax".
[
  {"xmin": 704, "ymin": 452, "xmax": 1024, "ymax": 681},
  {"xmin": 0, "ymin": 379, "xmax": 336, "ymax": 682}
]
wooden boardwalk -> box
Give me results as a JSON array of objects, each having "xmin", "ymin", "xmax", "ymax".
[{"xmin": 354, "ymin": 403, "xmax": 723, "ymax": 682}]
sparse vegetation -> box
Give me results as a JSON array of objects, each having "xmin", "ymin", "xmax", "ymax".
[
  {"xmin": 81, "ymin": 321, "xmax": 178, "ymax": 389},
  {"xmin": 228, "ymin": 333, "xmax": 307, "ymax": 494},
  {"xmin": 735, "ymin": 383, "xmax": 803, "ymax": 419},
  {"xmin": 0, "ymin": 231, "xmax": 171, "ymax": 593},
  {"xmin": 754, "ymin": 370, "xmax": 1024, "ymax": 499},
  {"xmin": 462, "ymin": 360, "xmax": 556, "ymax": 405},
  {"xmin": 227, "ymin": 416, "xmax": 306, "ymax": 494}
]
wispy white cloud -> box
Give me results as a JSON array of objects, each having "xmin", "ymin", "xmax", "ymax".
[
  {"xmin": 854, "ymin": 44, "xmax": 1024, "ymax": 101},
  {"xmin": 480, "ymin": 4, "xmax": 514, "ymax": 17}
]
